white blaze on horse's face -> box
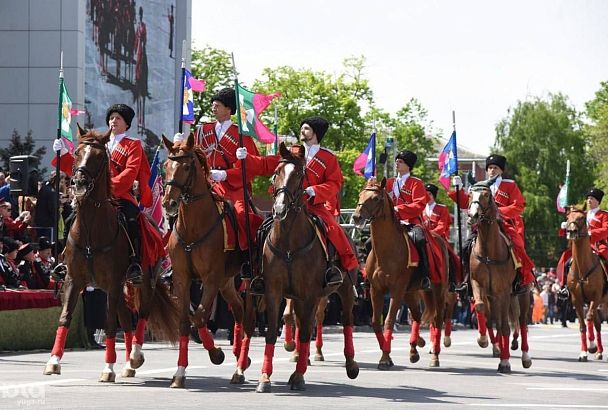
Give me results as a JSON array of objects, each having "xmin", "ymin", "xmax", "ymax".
[
  {"xmin": 273, "ymin": 162, "xmax": 295, "ymax": 216},
  {"xmin": 74, "ymin": 144, "xmax": 93, "ymax": 197},
  {"xmin": 468, "ymin": 189, "xmax": 482, "ymax": 219}
]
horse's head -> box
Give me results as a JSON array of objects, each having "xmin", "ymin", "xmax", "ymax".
[
  {"xmin": 352, "ymin": 177, "xmax": 387, "ymax": 228},
  {"xmin": 72, "ymin": 124, "xmax": 111, "ymax": 200},
  {"xmin": 162, "ymin": 132, "xmax": 210, "ymax": 217},
  {"xmin": 467, "ymin": 182, "xmax": 498, "ymax": 225},
  {"xmin": 565, "ymin": 207, "xmax": 588, "ymax": 240},
  {"xmin": 271, "ymin": 142, "xmax": 306, "ymax": 221}
]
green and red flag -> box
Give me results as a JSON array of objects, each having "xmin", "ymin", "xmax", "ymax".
[
  {"xmin": 52, "ymin": 80, "xmax": 75, "ymax": 175},
  {"xmin": 236, "ymin": 84, "xmax": 280, "ymax": 144}
]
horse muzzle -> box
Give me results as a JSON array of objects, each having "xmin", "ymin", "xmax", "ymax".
[
  {"xmin": 163, "ymin": 198, "xmax": 179, "ymax": 217},
  {"xmin": 352, "ymin": 213, "xmax": 367, "ymax": 229}
]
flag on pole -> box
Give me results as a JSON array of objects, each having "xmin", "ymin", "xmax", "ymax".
[
  {"xmin": 142, "ymin": 148, "xmax": 168, "ymax": 235},
  {"xmin": 438, "ymin": 131, "xmax": 458, "ymax": 189},
  {"xmin": 52, "ymin": 80, "xmax": 75, "ymax": 176},
  {"xmin": 236, "ymin": 84, "xmax": 281, "ymax": 144},
  {"xmin": 556, "ymin": 160, "xmax": 570, "ymax": 213},
  {"xmin": 181, "ymin": 69, "xmax": 206, "ymax": 124},
  {"xmin": 353, "ymin": 132, "xmax": 376, "ymax": 178}
]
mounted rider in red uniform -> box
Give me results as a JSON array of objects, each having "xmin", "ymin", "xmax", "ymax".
[
  {"xmin": 449, "ymin": 154, "xmax": 536, "ymax": 295},
  {"xmin": 556, "ymin": 188, "xmax": 608, "ymax": 299}
]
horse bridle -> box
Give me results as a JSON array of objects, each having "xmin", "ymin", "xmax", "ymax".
[
  {"xmin": 165, "ymin": 151, "xmax": 209, "ymax": 204},
  {"xmin": 74, "ymin": 140, "xmax": 109, "ymax": 203},
  {"xmin": 469, "ymin": 187, "xmax": 498, "ymax": 225},
  {"xmin": 271, "ymin": 159, "xmax": 305, "ymax": 221},
  {"xmin": 565, "ymin": 211, "xmax": 589, "ymax": 240},
  {"xmin": 356, "ymin": 187, "xmax": 387, "ymax": 223}
]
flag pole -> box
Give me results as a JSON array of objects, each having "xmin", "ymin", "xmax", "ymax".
[
  {"xmin": 273, "ymin": 104, "xmax": 278, "ymax": 154},
  {"xmin": 231, "ymin": 52, "xmax": 254, "ymax": 279},
  {"xmin": 372, "ymin": 119, "xmax": 377, "ymax": 178},
  {"xmin": 54, "ymin": 51, "xmax": 64, "ymax": 260},
  {"xmin": 178, "ymin": 40, "xmax": 186, "ymax": 134},
  {"xmin": 452, "ymin": 110, "xmax": 464, "ymax": 275}
]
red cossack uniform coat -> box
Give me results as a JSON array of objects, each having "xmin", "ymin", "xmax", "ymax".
[
  {"xmin": 423, "ymin": 202, "xmax": 451, "ymax": 241},
  {"xmin": 109, "ymin": 136, "xmax": 152, "ymax": 207}
]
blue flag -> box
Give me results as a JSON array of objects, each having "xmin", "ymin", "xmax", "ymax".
[
  {"xmin": 180, "ymin": 69, "xmax": 206, "ymax": 123},
  {"xmin": 353, "ymin": 132, "xmax": 376, "ymax": 178},
  {"xmin": 141, "ymin": 148, "xmax": 167, "ymax": 234},
  {"xmin": 438, "ymin": 131, "xmax": 458, "ymax": 189}
]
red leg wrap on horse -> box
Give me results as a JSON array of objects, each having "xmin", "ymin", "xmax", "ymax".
[
  {"xmin": 105, "ymin": 337, "xmax": 117, "ymax": 364},
  {"xmin": 587, "ymin": 320, "xmax": 595, "ymax": 341},
  {"xmin": 316, "ymin": 323, "xmax": 323, "ymax": 350},
  {"xmin": 343, "ymin": 325, "xmax": 355, "ymax": 358},
  {"xmin": 477, "ymin": 313, "xmax": 487, "ymax": 336},
  {"xmin": 124, "ymin": 331, "xmax": 133, "ymax": 362},
  {"xmin": 283, "ymin": 323, "xmax": 293, "ymax": 344},
  {"xmin": 177, "ymin": 335, "xmax": 189, "ymax": 367},
  {"xmin": 295, "ymin": 327, "xmax": 301, "ymax": 352},
  {"xmin": 429, "ymin": 324, "xmax": 435, "ymax": 345},
  {"xmin": 445, "ymin": 320, "xmax": 452, "ymax": 337},
  {"xmin": 233, "ymin": 323, "xmax": 243, "ymax": 357},
  {"xmin": 261, "ymin": 343, "xmax": 275, "ymax": 376},
  {"xmin": 296, "ymin": 341, "xmax": 310, "ymax": 374},
  {"xmin": 433, "ymin": 326, "xmax": 441, "ymax": 354},
  {"xmin": 383, "ymin": 328, "xmax": 393, "ymax": 353},
  {"xmin": 375, "ymin": 331, "xmax": 385, "ymax": 350},
  {"xmin": 50, "ymin": 326, "xmax": 69, "ymax": 358},
  {"xmin": 133, "ymin": 318, "xmax": 148, "ymax": 346},
  {"xmin": 488, "ymin": 326, "xmax": 496, "ymax": 344},
  {"xmin": 237, "ymin": 336, "xmax": 251, "ymax": 369},
  {"xmin": 597, "ymin": 331, "xmax": 603, "ymax": 353},
  {"xmin": 409, "ymin": 321, "xmax": 421, "ymax": 345},
  {"xmin": 581, "ymin": 332, "xmax": 588, "ymax": 351},
  {"xmin": 520, "ymin": 325, "xmax": 529, "ymax": 352},
  {"xmin": 198, "ymin": 326, "xmax": 215, "ymax": 351},
  {"xmin": 500, "ymin": 335, "xmax": 510, "ymax": 360}
]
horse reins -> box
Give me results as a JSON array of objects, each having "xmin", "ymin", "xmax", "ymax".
[
  {"xmin": 565, "ymin": 213, "xmax": 601, "ymax": 300},
  {"xmin": 165, "ymin": 152, "xmax": 210, "ymax": 204}
]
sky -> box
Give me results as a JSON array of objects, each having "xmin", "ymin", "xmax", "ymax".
[{"xmin": 192, "ymin": 0, "xmax": 608, "ymax": 155}]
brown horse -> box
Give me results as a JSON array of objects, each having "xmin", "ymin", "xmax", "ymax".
[
  {"xmin": 467, "ymin": 180, "xmax": 519, "ymax": 373},
  {"xmin": 253, "ymin": 142, "xmax": 358, "ymax": 392},
  {"xmin": 352, "ymin": 178, "xmax": 448, "ymax": 369},
  {"xmin": 564, "ymin": 207, "xmax": 607, "ymax": 361},
  {"xmin": 162, "ymin": 134, "xmax": 251, "ymax": 388},
  {"xmin": 44, "ymin": 126, "xmax": 178, "ymax": 382}
]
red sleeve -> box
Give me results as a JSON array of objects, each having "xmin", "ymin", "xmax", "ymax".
[
  {"xmin": 499, "ymin": 183, "xmax": 525, "ymax": 221},
  {"xmin": 4, "ymin": 217, "xmax": 27, "ymax": 234},
  {"xmin": 111, "ymin": 141, "xmax": 142, "ymax": 198},
  {"xmin": 225, "ymin": 154, "xmax": 280, "ymax": 189},
  {"xmin": 395, "ymin": 179, "xmax": 427, "ymax": 220},
  {"xmin": 432, "ymin": 206, "xmax": 451, "ymax": 238},
  {"xmin": 590, "ymin": 212, "xmax": 608, "ymax": 243},
  {"xmin": 448, "ymin": 189, "xmax": 469, "ymax": 209},
  {"xmin": 310, "ymin": 155, "xmax": 342, "ymax": 206}
]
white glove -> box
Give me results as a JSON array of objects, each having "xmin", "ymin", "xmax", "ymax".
[
  {"xmin": 173, "ymin": 132, "xmax": 185, "ymax": 143},
  {"xmin": 560, "ymin": 221, "xmax": 567, "ymax": 230},
  {"xmin": 236, "ymin": 147, "xmax": 248, "ymax": 160},
  {"xmin": 53, "ymin": 139, "xmax": 63, "ymax": 152},
  {"xmin": 210, "ymin": 170, "xmax": 227, "ymax": 182},
  {"xmin": 304, "ymin": 187, "xmax": 315, "ymax": 197},
  {"xmin": 452, "ymin": 176, "xmax": 463, "ymax": 188}
]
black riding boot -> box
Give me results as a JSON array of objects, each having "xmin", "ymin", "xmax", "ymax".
[
  {"xmin": 455, "ymin": 234, "xmax": 475, "ymax": 297},
  {"xmin": 447, "ymin": 254, "xmax": 457, "ymax": 292},
  {"xmin": 558, "ymin": 259, "xmax": 572, "ymax": 300},
  {"xmin": 325, "ymin": 243, "xmax": 344, "ymax": 288},
  {"xmin": 125, "ymin": 217, "xmax": 143, "ymax": 285},
  {"xmin": 408, "ymin": 225, "xmax": 431, "ymax": 291},
  {"xmin": 512, "ymin": 269, "xmax": 534, "ymax": 295}
]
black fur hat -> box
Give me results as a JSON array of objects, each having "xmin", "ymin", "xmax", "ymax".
[
  {"xmin": 486, "ymin": 154, "xmax": 507, "ymax": 171},
  {"xmin": 211, "ymin": 88, "xmax": 237, "ymax": 115},
  {"xmin": 105, "ymin": 104, "xmax": 135, "ymax": 130},
  {"xmin": 586, "ymin": 188, "xmax": 605, "ymax": 204},
  {"xmin": 2, "ymin": 237, "xmax": 19, "ymax": 254},
  {"xmin": 425, "ymin": 183, "xmax": 439, "ymax": 198},
  {"xmin": 300, "ymin": 116, "xmax": 330, "ymax": 142},
  {"xmin": 395, "ymin": 150, "xmax": 417, "ymax": 169}
]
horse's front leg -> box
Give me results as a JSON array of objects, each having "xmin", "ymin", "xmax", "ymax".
[
  {"xmin": 594, "ymin": 311, "xmax": 603, "ymax": 360},
  {"xmin": 404, "ymin": 291, "xmax": 423, "ymax": 364},
  {"xmin": 338, "ymin": 278, "xmax": 359, "ymax": 379},
  {"xmin": 496, "ymin": 295, "xmax": 511, "ymax": 374},
  {"xmin": 471, "ymin": 279, "xmax": 489, "ymax": 348},
  {"xmin": 256, "ymin": 289, "xmax": 282, "ymax": 393},
  {"xmin": 572, "ymin": 298, "xmax": 588, "ymax": 361},
  {"xmin": 117, "ymin": 300, "xmax": 136, "ymax": 378},
  {"xmin": 193, "ymin": 282, "xmax": 224, "ymax": 365},
  {"xmin": 377, "ymin": 295, "xmax": 400, "ymax": 370},
  {"xmin": 129, "ymin": 278, "xmax": 151, "ymax": 370},
  {"xmin": 231, "ymin": 288, "xmax": 257, "ymax": 384},
  {"xmin": 519, "ymin": 293, "xmax": 532, "ymax": 369},
  {"xmin": 99, "ymin": 283, "xmax": 122, "ymax": 382},
  {"xmin": 288, "ymin": 299, "xmax": 315, "ymax": 391},
  {"xmin": 282, "ymin": 299, "xmax": 295, "ymax": 352},
  {"xmin": 313, "ymin": 297, "xmax": 328, "ymax": 361},
  {"xmin": 44, "ymin": 275, "xmax": 84, "ymax": 375},
  {"xmin": 170, "ymin": 275, "xmax": 192, "ymax": 388},
  {"xmin": 586, "ymin": 301, "xmax": 598, "ymax": 355}
]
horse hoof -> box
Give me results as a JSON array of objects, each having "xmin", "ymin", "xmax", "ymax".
[
  {"xmin": 314, "ymin": 353, "xmax": 324, "ymax": 362},
  {"xmin": 170, "ymin": 376, "xmax": 186, "ymax": 388},
  {"xmin": 429, "ymin": 357, "xmax": 440, "ymax": 368},
  {"xmin": 511, "ymin": 340, "xmax": 519, "ymax": 351},
  {"xmin": 43, "ymin": 363, "xmax": 61, "ymax": 375},
  {"xmin": 589, "ymin": 345, "xmax": 598, "ymax": 354},
  {"xmin": 378, "ymin": 361, "xmax": 392, "ymax": 371},
  {"xmin": 492, "ymin": 344, "xmax": 501, "ymax": 358},
  {"xmin": 121, "ymin": 368, "xmax": 136, "ymax": 378},
  {"xmin": 410, "ymin": 352, "xmax": 420, "ymax": 363},
  {"xmin": 289, "ymin": 373, "xmax": 306, "ymax": 391},
  {"xmin": 478, "ymin": 335, "xmax": 489, "ymax": 348},
  {"xmin": 230, "ymin": 373, "xmax": 245, "ymax": 384},
  {"xmin": 284, "ymin": 341, "xmax": 296, "ymax": 352},
  {"xmin": 417, "ymin": 337, "xmax": 426, "ymax": 348},
  {"xmin": 578, "ymin": 356, "xmax": 588, "ymax": 362},
  {"xmin": 443, "ymin": 336, "xmax": 451, "ymax": 348},
  {"xmin": 346, "ymin": 361, "xmax": 359, "ymax": 380},
  {"xmin": 209, "ymin": 347, "xmax": 225, "ymax": 365},
  {"xmin": 596, "ymin": 353, "xmax": 603, "ymax": 361},
  {"xmin": 256, "ymin": 381, "xmax": 271, "ymax": 393},
  {"xmin": 497, "ymin": 364, "xmax": 511, "ymax": 373},
  {"xmin": 99, "ymin": 371, "xmax": 116, "ymax": 383},
  {"xmin": 522, "ymin": 359, "xmax": 532, "ymax": 369},
  {"xmin": 129, "ymin": 354, "xmax": 145, "ymax": 370}
]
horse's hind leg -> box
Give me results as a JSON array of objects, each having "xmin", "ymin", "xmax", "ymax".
[
  {"xmin": 256, "ymin": 290, "xmax": 282, "ymax": 393},
  {"xmin": 488, "ymin": 326, "xmax": 500, "ymax": 358},
  {"xmin": 404, "ymin": 292, "xmax": 422, "ymax": 363},
  {"xmin": 282, "ymin": 299, "xmax": 296, "ymax": 352},
  {"xmin": 378, "ymin": 295, "xmax": 400, "ymax": 370},
  {"xmin": 44, "ymin": 275, "xmax": 85, "ymax": 375},
  {"xmin": 232, "ymin": 289, "xmax": 257, "ymax": 384},
  {"xmin": 288, "ymin": 299, "xmax": 315, "ymax": 391},
  {"xmin": 100, "ymin": 282, "xmax": 122, "ymax": 382},
  {"xmin": 519, "ymin": 293, "xmax": 532, "ymax": 368},
  {"xmin": 338, "ymin": 277, "xmax": 359, "ymax": 379},
  {"xmin": 193, "ymin": 282, "xmax": 225, "ymax": 365},
  {"xmin": 117, "ymin": 300, "xmax": 136, "ymax": 378},
  {"xmin": 370, "ymin": 285, "xmax": 390, "ymax": 366},
  {"xmin": 586, "ymin": 303, "xmax": 598, "ymax": 354},
  {"xmin": 314, "ymin": 297, "xmax": 328, "ymax": 361},
  {"xmin": 594, "ymin": 312, "xmax": 603, "ymax": 360},
  {"xmin": 219, "ymin": 280, "xmax": 246, "ymax": 360},
  {"xmin": 170, "ymin": 276, "xmax": 192, "ymax": 388}
]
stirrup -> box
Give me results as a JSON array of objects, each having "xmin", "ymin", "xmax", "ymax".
[
  {"xmin": 512, "ymin": 281, "xmax": 532, "ymax": 295},
  {"xmin": 325, "ymin": 265, "xmax": 343, "ymax": 288},
  {"xmin": 126, "ymin": 262, "xmax": 143, "ymax": 286},
  {"xmin": 448, "ymin": 281, "xmax": 456, "ymax": 292},
  {"xmin": 249, "ymin": 276, "xmax": 265, "ymax": 295},
  {"xmin": 421, "ymin": 276, "xmax": 431, "ymax": 291},
  {"xmin": 51, "ymin": 263, "xmax": 68, "ymax": 280},
  {"xmin": 557, "ymin": 286, "xmax": 570, "ymax": 301}
]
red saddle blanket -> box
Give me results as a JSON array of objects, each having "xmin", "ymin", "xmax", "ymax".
[
  {"xmin": 138, "ymin": 213, "xmax": 167, "ymax": 273},
  {"xmin": 422, "ymin": 229, "xmax": 447, "ymax": 285}
]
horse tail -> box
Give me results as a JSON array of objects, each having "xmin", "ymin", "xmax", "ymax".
[
  {"xmin": 146, "ymin": 282, "xmax": 180, "ymax": 344},
  {"xmin": 509, "ymin": 294, "xmax": 521, "ymax": 330}
]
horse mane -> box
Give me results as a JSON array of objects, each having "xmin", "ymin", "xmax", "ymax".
[
  {"xmin": 192, "ymin": 145, "xmax": 210, "ymax": 176},
  {"xmin": 77, "ymin": 128, "xmax": 112, "ymax": 197}
]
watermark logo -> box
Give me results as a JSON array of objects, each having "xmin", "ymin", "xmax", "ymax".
[{"xmin": 0, "ymin": 383, "xmax": 46, "ymax": 407}]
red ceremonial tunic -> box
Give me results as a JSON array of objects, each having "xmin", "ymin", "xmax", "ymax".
[
  {"xmin": 423, "ymin": 202, "xmax": 451, "ymax": 241},
  {"xmin": 109, "ymin": 136, "xmax": 152, "ymax": 207},
  {"xmin": 194, "ymin": 122, "xmax": 261, "ymax": 250}
]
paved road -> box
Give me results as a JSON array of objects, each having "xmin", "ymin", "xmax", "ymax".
[{"xmin": 1, "ymin": 324, "xmax": 607, "ymax": 409}]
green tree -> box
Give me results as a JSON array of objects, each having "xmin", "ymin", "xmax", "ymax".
[
  {"xmin": 0, "ymin": 129, "xmax": 47, "ymax": 176},
  {"xmin": 585, "ymin": 81, "xmax": 608, "ymax": 190},
  {"xmin": 493, "ymin": 93, "xmax": 594, "ymax": 267}
]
